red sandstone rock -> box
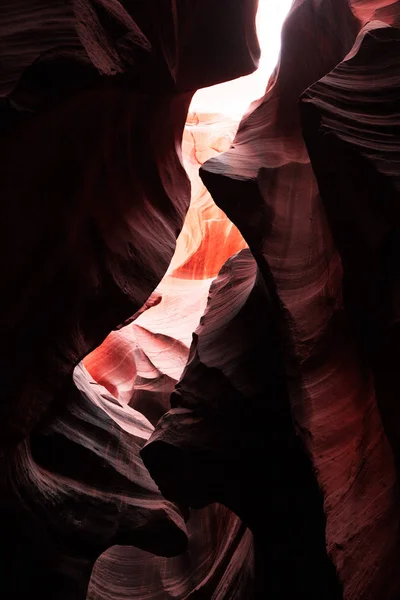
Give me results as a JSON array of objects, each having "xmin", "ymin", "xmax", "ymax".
[{"xmin": 3, "ymin": 1, "xmax": 400, "ymax": 599}]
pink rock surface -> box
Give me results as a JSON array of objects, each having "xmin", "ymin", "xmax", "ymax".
[
  {"xmin": 3, "ymin": 1, "xmax": 400, "ymax": 599},
  {"xmin": 83, "ymin": 109, "xmax": 246, "ymax": 407},
  {"xmin": 195, "ymin": 3, "xmax": 400, "ymax": 599},
  {"xmin": 0, "ymin": 1, "xmax": 260, "ymax": 598}
]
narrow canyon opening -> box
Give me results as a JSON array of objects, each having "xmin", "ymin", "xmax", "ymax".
[
  {"xmin": 78, "ymin": 0, "xmax": 293, "ymax": 421},
  {"xmin": 5, "ymin": 1, "xmax": 400, "ymax": 600}
]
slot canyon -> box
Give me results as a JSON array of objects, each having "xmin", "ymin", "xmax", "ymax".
[{"xmin": 2, "ymin": 1, "xmax": 400, "ymax": 599}]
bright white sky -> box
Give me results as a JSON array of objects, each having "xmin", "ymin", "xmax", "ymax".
[{"xmin": 189, "ymin": 0, "xmax": 293, "ymax": 118}]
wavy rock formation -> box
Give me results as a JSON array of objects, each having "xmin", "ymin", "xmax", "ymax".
[
  {"xmin": 192, "ymin": 3, "xmax": 399, "ymax": 600},
  {"xmin": 4, "ymin": 1, "xmax": 400, "ymax": 599},
  {"xmin": 0, "ymin": 0, "xmax": 259, "ymax": 449},
  {"xmin": 301, "ymin": 21, "xmax": 400, "ymax": 473},
  {"xmin": 170, "ymin": 112, "xmax": 247, "ymax": 280},
  {"xmin": 89, "ymin": 504, "xmax": 254, "ymax": 600},
  {"xmin": 0, "ymin": 82, "xmax": 191, "ymax": 450},
  {"xmin": 2, "ymin": 366, "xmax": 187, "ymax": 600},
  {"xmin": 142, "ymin": 249, "xmax": 342, "ymax": 599},
  {"xmin": 351, "ymin": 0, "xmax": 400, "ymax": 24},
  {"xmin": 0, "ymin": 1, "xmax": 260, "ymax": 599},
  {"xmin": 82, "ymin": 110, "xmax": 251, "ymax": 599},
  {"xmin": 83, "ymin": 108, "xmax": 246, "ymax": 408}
]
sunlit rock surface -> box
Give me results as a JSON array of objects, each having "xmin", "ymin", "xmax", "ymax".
[
  {"xmin": 3, "ymin": 367, "xmax": 187, "ymax": 600},
  {"xmin": 0, "ymin": 83, "xmax": 192, "ymax": 449},
  {"xmin": 0, "ymin": 0, "xmax": 259, "ymax": 448},
  {"xmin": 82, "ymin": 110, "xmax": 252, "ymax": 599},
  {"xmin": 195, "ymin": 2, "xmax": 400, "ymax": 599},
  {"xmin": 0, "ymin": 0, "xmax": 260, "ymax": 598},
  {"xmin": 83, "ymin": 110, "xmax": 246, "ymax": 407},
  {"xmin": 142, "ymin": 248, "xmax": 343, "ymax": 598},
  {"xmin": 3, "ymin": 1, "xmax": 400, "ymax": 599}
]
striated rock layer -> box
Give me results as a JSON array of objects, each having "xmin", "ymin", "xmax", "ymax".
[
  {"xmin": 0, "ymin": 1, "xmax": 260, "ymax": 598},
  {"xmin": 0, "ymin": 0, "xmax": 259, "ymax": 450},
  {"xmin": 198, "ymin": 4, "xmax": 400, "ymax": 600},
  {"xmin": 82, "ymin": 108, "xmax": 252, "ymax": 599},
  {"xmin": 4, "ymin": 1, "xmax": 400, "ymax": 599},
  {"xmin": 146, "ymin": 1, "xmax": 400, "ymax": 599},
  {"xmin": 142, "ymin": 248, "xmax": 342, "ymax": 598},
  {"xmin": 2, "ymin": 368, "xmax": 187, "ymax": 599},
  {"xmin": 301, "ymin": 21, "xmax": 400, "ymax": 473}
]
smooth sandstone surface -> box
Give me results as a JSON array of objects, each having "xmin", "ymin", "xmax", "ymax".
[{"xmin": 2, "ymin": 1, "xmax": 400, "ymax": 599}]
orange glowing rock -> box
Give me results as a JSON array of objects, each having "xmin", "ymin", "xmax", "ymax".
[
  {"xmin": 168, "ymin": 112, "xmax": 247, "ymax": 280},
  {"xmin": 84, "ymin": 110, "xmax": 248, "ymax": 399}
]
